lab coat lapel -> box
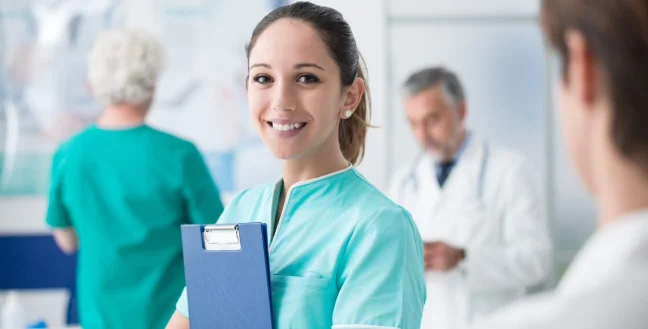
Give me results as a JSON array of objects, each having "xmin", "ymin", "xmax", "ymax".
[
  {"xmin": 443, "ymin": 135, "xmax": 482, "ymax": 198},
  {"xmin": 413, "ymin": 154, "xmax": 441, "ymax": 240},
  {"xmin": 431, "ymin": 136, "xmax": 485, "ymax": 245},
  {"xmin": 413, "ymin": 136, "xmax": 484, "ymax": 242}
]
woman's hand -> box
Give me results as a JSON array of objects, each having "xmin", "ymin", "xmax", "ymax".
[{"xmin": 165, "ymin": 311, "xmax": 189, "ymax": 329}]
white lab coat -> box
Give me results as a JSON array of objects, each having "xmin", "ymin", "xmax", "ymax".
[
  {"xmin": 388, "ymin": 135, "xmax": 552, "ymax": 329},
  {"xmin": 473, "ymin": 209, "xmax": 648, "ymax": 329}
]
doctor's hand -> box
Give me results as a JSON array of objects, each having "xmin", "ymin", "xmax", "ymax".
[{"xmin": 423, "ymin": 242, "xmax": 466, "ymax": 272}]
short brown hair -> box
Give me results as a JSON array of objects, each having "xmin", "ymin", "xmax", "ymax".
[{"xmin": 541, "ymin": 0, "xmax": 648, "ymax": 162}]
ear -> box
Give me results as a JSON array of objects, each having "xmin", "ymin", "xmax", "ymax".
[
  {"xmin": 457, "ymin": 101, "xmax": 467, "ymax": 121},
  {"xmin": 340, "ymin": 77, "xmax": 365, "ymax": 118},
  {"xmin": 564, "ymin": 29, "xmax": 597, "ymax": 108}
]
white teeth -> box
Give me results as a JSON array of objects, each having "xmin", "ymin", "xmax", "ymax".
[{"xmin": 271, "ymin": 122, "xmax": 304, "ymax": 131}]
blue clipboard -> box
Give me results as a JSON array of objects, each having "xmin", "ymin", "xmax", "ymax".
[{"xmin": 181, "ymin": 222, "xmax": 274, "ymax": 329}]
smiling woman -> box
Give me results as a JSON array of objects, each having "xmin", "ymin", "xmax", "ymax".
[
  {"xmin": 245, "ymin": 7, "xmax": 372, "ymax": 166},
  {"xmin": 165, "ymin": 2, "xmax": 426, "ymax": 329}
]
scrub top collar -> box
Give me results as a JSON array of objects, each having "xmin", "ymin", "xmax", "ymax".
[
  {"xmin": 272, "ymin": 163, "xmax": 355, "ymax": 193},
  {"xmin": 268, "ymin": 163, "xmax": 355, "ymax": 245}
]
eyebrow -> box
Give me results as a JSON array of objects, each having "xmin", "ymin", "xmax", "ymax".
[
  {"xmin": 294, "ymin": 63, "xmax": 325, "ymax": 71},
  {"xmin": 249, "ymin": 63, "xmax": 271, "ymax": 70},
  {"xmin": 248, "ymin": 63, "xmax": 325, "ymax": 71}
]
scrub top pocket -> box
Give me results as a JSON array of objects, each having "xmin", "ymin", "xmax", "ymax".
[{"xmin": 271, "ymin": 274, "xmax": 336, "ymax": 329}]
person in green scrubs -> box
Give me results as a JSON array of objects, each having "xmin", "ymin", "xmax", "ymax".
[
  {"xmin": 166, "ymin": 2, "xmax": 427, "ymax": 329},
  {"xmin": 45, "ymin": 29, "xmax": 225, "ymax": 329}
]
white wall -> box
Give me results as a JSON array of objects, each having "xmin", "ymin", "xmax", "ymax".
[{"xmin": 387, "ymin": 0, "xmax": 538, "ymax": 17}]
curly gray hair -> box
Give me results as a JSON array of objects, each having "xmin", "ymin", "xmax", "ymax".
[{"xmin": 87, "ymin": 29, "xmax": 165, "ymax": 108}]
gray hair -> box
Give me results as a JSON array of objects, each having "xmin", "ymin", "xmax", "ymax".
[
  {"xmin": 87, "ymin": 29, "xmax": 165, "ymax": 108},
  {"xmin": 402, "ymin": 66, "xmax": 465, "ymax": 108}
]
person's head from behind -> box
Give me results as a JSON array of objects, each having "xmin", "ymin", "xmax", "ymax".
[
  {"xmin": 245, "ymin": 1, "xmax": 369, "ymax": 165},
  {"xmin": 87, "ymin": 29, "xmax": 164, "ymax": 115},
  {"xmin": 402, "ymin": 67, "xmax": 467, "ymax": 163},
  {"xmin": 542, "ymin": 0, "xmax": 648, "ymax": 196}
]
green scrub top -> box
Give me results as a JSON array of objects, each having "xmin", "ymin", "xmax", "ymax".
[
  {"xmin": 176, "ymin": 166, "xmax": 426, "ymax": 329},
  {"xmin": 45, "ymin": 124, "xmax": 224, "ymax": 329}
]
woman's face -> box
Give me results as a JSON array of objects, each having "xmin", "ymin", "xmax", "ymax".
[{"xmin": 247, "ymin": 18, "xmax": 349, "ymax": 161}]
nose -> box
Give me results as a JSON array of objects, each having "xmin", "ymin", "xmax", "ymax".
[{"xmin": 271, "ymin": 80, "xmax": 297, "ymax": 112}]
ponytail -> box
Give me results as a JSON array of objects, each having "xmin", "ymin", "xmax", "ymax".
[{"xmin": 339, "ymin": 54, "xmax": 371, "ymax": 165}]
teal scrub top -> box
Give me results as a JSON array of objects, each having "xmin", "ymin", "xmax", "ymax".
[
  {"xmin": 45, "ymin": 124, "xmax": 224, "ymax": 329},
  {"xmin": 176, "ymin": 166, "xmax": 426, "ymax": 329}
]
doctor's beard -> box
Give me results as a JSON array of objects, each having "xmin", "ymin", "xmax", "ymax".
[{"xmin": 426, "ymin": 148, "xmax": 443, "ymax": 163}]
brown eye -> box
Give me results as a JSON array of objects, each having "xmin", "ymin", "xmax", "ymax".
[
  {"xmin": 253, "ymin": 75, "xmax": 273, "ymax": 84},
  {"xmin": 298, "ymin": 74, "xmax": 320, "ymax": 84}
]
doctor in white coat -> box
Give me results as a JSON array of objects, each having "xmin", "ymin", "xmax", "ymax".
[
  {"xmin": 388, "ymin": 67, "xmax": 552, "ymax": 329},
  {"xmin": 472, "ymin": 0, "xmax": 648, "ymax": 328}
]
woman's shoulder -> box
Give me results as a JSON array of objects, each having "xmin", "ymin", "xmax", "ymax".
[
  {"xmin": 216, "ymin": 181, "xmax": 277, "ymax": 224},
  {"xmin": 358, "ymin": 203, "xmax": 416, "ymax": 237},
  {"xmin": 229, "ymin": 181, "xmax": 277, "ymax": 204},
  {"xmin": 346, "ymin": 169, "xmax": 407, "ymax": 210},
  {"xmin": 344, "ymin": 170, "xmax": 417, "ymax": 234}
]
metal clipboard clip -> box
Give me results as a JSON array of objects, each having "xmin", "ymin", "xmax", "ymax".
[{"xmin": 203, "ymin": 225, "xmax": 241, "ymax": 251}]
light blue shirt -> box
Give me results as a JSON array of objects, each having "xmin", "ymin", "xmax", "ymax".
[{"xmin": 176, "ymin": 166, "xmax": 426, "ymax": 329}]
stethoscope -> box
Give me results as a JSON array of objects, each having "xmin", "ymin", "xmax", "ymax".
[{"xmin": 399, "ymin": 142, "xmax": 490, "ymax": 203}]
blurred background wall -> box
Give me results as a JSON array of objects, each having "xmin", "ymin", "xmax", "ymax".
[{"xmin": 0, "ymin": 0, "xmax": 596, "ymax": 326}]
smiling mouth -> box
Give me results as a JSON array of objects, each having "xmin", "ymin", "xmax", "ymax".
[{"xmin": 266, "ymin": 121, "xmax": 308, "ymax": 132}]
